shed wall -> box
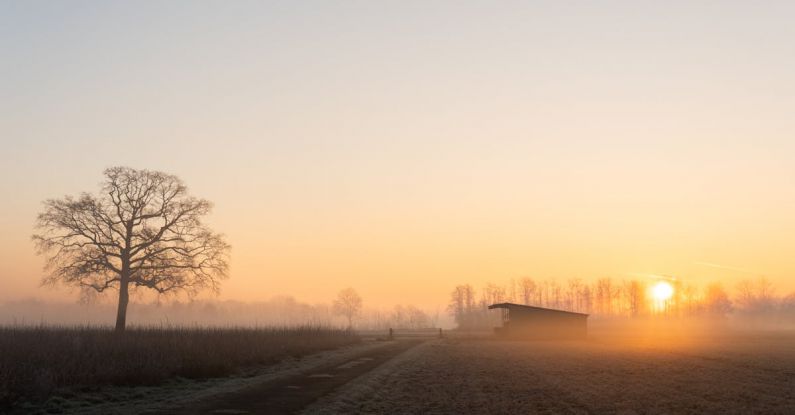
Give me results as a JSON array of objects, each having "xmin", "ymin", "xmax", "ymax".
[{"xmin": 500, "ymin": 309, "xmax": 587, "ymax": 339}]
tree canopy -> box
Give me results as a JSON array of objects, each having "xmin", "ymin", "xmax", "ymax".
[{"xmin": 33, "ymin": 167, "xmax": 230, "ymax": 330}]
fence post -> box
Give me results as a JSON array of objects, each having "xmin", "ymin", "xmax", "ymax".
[
  {"xmin": 439, "ymin": 328, "xmax": 443, "ymax": 339},
  {"xmin": 389, "ymin": 327, "xmax": 393, "ymax": 340}
]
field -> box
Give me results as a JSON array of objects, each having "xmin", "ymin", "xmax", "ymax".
[
  {"xmin": 0, "ymin": 326, "xmax": 358, "ymax": 411},
  {"xmin": 306, "ymin": 324, "xmax": 795, "ymax": 414},
  {"xmin": 3, "ymin": 323, "xmax": 794, "ymax": 414}
]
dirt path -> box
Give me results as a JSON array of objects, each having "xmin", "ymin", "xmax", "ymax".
[{"xmin": 153, "ymin": 340, "xmax": 422, "ymax": 415}]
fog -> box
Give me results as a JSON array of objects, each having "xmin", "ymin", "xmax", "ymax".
[{"xmin": 0, "ymin": 297, "xmax": 451, "ymax": 329}]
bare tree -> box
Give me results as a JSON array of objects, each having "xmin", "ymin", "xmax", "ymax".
[
  {"xmin": 735, "ymin": 279, "xmax": 756, "ymax": 311},
  {"xmin": 595, "ymin": 278, "xmax": 615, "ymax": 315},
  {"xmin": 624, "ymin": 280, "xmax": 646, "ymax": 317},
  {"xmin": 333, "ymin": 287, "xmax": 363, "ymax": 328},
  {"xmin": 565, "ymin": 279, "xmax": 582, "ymax": 312},
  {"xmin": 447, "ymin": 285, "xmax": 468, "ymax": 328},
  {"xmin": 754, "ymin": 277, "xmax": 776, "ymax": 310},
  {"xmin": 580, "ymin": 284, "xmax": 593, "ymax": 314},
  {"xmin": 540, "ymin": 280, "xmax": 552, "ymax": 307},
  {"xmin": 680, "ymin": 283, "xmax": 699, "ymax": 316},
  {"xmin": 482, "ymin": 283, "xmax": 506, "ymax": 305},
  {"xmin": 550, "ymin": 280, "xmax": 562, "ymax": 309},
  {"xmin": 393, "ymin": 305, "xmax": 430, "ymax": 329},
  {"xmin": 447, "ymin": 284, "xmax": 480, "ymax": 329},
  {"xmin": 519, "ymin": 277, "xmax": 536, "ymax": 306},
  {"xmin": 704, "ymin": 283, "xmax": 732, "ymax": 317},
  {"xmin": 33, "ymin": 167, "xmax": 230, "ymax": 331}
]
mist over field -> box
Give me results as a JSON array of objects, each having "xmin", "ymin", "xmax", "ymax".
[
  {"xmin": 4, "ymin": 0, "xmax": 795, "ymax": 413},
  {"xmin": 0, "ymin": 298, "xmax": 446, "ymax": 329}
]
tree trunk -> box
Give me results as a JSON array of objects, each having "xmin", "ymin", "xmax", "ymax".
[
  {"xmin": 115, "ymin": 257, "xmax": 130, "ymax": 332},
  {"xmin": 116, "ymin": 227, "xmax": 132, "ymax": 332},
  {"xmin": 115, "ymin": 278, "xmax": 129, "ymax": 331}
]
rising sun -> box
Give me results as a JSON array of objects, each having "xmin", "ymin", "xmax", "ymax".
[{"xmin": 652, "ymin": 281, "xmax": 674, "ymax": 302}]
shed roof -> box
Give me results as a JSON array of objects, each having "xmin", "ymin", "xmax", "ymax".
[{"xmin": 488, "ymin": 303, "xmax": 589, "ymax": 317}]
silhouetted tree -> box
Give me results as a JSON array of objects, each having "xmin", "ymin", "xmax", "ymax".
[
  {"xmin": 595, "ymin": 278, "xmax": 615, "ymax": 315},
  {"xmin": 565, "ymin": 279, "xmax": 586, "ymax": 312},
  {"xmin": 507, "ymin": 278, "xmax": 518, "ymax": 303},
  {"xmin": 392, "ymin": 305, "xmax": 430, "ymax": 329},
  {"xmin": 680, "ymin": 283, "xmax": 700, "ymax": 316},
  {"xmin": 448, "ymin": 285, "xmax": 468, "ymax": 328},
  {"xmin": 519, "ymin": 277, "xmax": 536, "ymax": 305},
  {"xmin": 754, "ymin": 277, "xmax": 776, "ymax": 310},
  {"xmin": 333, "ymin": 287, "xmax": 362, "ymax": 328},
  {"xmin": 735, "ymin": 279, "xmax": 756, "ymax": 310},
  {"xmin": 482, "ymin": 283, "xmax": 506, "ymax": 305},
  {"xmin": 624, "ymin": 280, "xmax": 646, "ymax": 317},
  {"xmin": 446, "ymin": 275, "xmax": 789, "ymax": 321},
  {"xmin": 448, "ymin": 284, "xmax": 487, "ymax": 329},
  {"xmin": 736, "ymin": 277, "xmax": 776, "ymax": 314},
  {"xmin": 540, "ymin": 280, "xmax": 552, "ymax": 307},
  {"xmin": 704, "ymin": 283, "xmax": 732, "ymax": 317},
  {"xmin": 33, "ymin": 167, "xmax": 230, "ymax": 331},
  {"xmin": 551, "ymin": 280, "xmax": 562, "ymax": 309},
  {"xmin": 580, "ymin": 284, "xmax": 593, "ymax": 314}
]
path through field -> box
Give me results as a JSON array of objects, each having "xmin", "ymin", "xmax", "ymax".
[
  {"xmin": 148, "ymin": 340, "xmax": 421, "ymax": 415},
  {"xmin": 15, "ymin": 340, "xmax": 416, "ymax": 415},
  {"xmin": 39, "ymin": 330, "xmax": 795, "ymax": 414}
]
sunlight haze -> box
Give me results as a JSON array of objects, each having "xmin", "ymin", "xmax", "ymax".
[{"xmin": 2, "ymin": 1, "xmax": 795, "ymax": 308}]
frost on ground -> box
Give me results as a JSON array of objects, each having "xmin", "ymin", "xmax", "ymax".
[
  {"xmin": 304, "ymin": 330, "xmax": 795, "ymax": 415},
  {"xmin": 10, "ymin": 340, "xmax": 390, "ymax": 415}
]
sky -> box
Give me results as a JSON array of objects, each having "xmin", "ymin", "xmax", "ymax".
[{"xmin": 2, "ymin": 1, "xmax": 795, "ymax": 309}]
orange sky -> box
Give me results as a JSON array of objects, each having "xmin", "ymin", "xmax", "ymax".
[{"xmin": 2, "ymin": 2, "xmax": 795, "ymax": 308}]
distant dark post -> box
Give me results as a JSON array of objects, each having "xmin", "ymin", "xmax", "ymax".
[
  {"xmin": 439, "ymin": 328, "xmax": 443, "ymax": 338},
  {"xmin": 389, "ymin": 328, "xmax": 393, "ymax": 340}
]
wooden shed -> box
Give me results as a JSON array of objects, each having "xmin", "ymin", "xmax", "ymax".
[{"xmin": 488, "ymin": 303, "xmax": 588, "ymax": 339}]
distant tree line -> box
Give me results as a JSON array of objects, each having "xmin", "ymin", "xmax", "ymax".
[
  {"xmin": 0, "ymin": 291, "xmax": 439, "ymax": 331},
  {"xmin": 358, "ymin": 304, "xmax": 439, "ymax": 330},
  {"xmin": 329, "ymin": 288, "xmax": 438, "ymax": 330},
  {"xmin": 448, "ymin": 277, "xmax": 795, "ymax": 330}
]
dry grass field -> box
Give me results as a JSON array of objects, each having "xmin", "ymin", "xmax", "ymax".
[
  {"xmin": 0, "ymin": 326, "xmax": 358, "ymax": 411},
  {"xmin": 306, "ymin": 323, "xmax": 795, "ymax": 414}
]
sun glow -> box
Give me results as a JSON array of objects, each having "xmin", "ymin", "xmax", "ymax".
[{"xmin": 652, "ymin": 281, "xmax": 675, "ymax": 302}]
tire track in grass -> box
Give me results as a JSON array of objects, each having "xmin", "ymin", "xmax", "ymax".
[{"xmin": 158, "ymin": 340, "xmax": 422, "ymax": 415}]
